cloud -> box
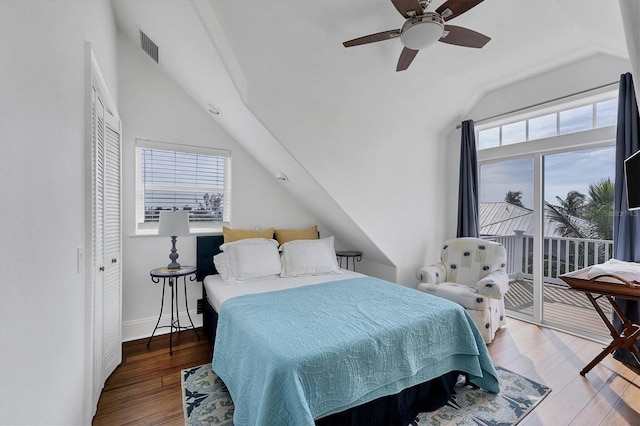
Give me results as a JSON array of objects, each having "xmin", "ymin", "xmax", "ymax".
[{"xmin": 480, "ymin": 146, "xmax": 615, "ymax": 210}]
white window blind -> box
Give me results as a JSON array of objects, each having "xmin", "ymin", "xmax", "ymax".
[{"xmin": 135, "ymin": 139, "xmax": 231, "ymax": 233}]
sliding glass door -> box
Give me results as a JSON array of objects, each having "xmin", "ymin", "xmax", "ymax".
[
  {"xmin": 542, "ymin": 146, "xmax": 615, "ymax": 339},
  {"xmin": 479, "ymin": 158, "xmax": 539, "ymax": 322},
  {"xmin": 479, "ymin": 147, "xmax": 616, "ymax": 340},
  {"xmin": 475, "ymin": 90, "xmax": 618, "ymax": 340}
]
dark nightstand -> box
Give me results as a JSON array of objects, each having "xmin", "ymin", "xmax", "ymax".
[
  {"xmin": 336, "ymin": 250, "xmax": 363, "ymax": 272},
  {"xmin": 147, "ymin": 265, "xmax": 199, "ymax": 355}
]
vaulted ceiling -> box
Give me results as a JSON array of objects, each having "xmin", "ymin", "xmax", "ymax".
[{"xmin": 112, "ymin": 0, "xmax": 636, "ymax": 282}]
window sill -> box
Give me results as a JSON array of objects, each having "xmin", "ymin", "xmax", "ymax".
[{"xmin": 131, "ymin": 228, "xmax": 225, "ymax": 238}]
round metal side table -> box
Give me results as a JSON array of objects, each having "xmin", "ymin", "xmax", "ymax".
[{"xmin": 147, "ymin": 265, "xmax": 199, "ymax": 355}]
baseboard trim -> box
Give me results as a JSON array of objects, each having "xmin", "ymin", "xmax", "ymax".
[{"xmin": 122, "ymin": 310, "xmax": 203, "ymax": 342}]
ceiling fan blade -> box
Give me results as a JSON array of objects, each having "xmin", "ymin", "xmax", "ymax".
[
  {"xmin": 343, "ymin": 30, "xmax": 401, "ymax": 47},
  {"xmin": 396, "ymin": 47, "xmax": 419, "ymax": 71},
  {"xmin": 390, "ymin": 0, "xmax": 424, "ymax": 18},
  {"xmin": 436, "ymin": 0, "xmax": 484, "ymax": 21},
  {"xmin": 440, "ymin": 25, "xmax": 490, "ymax": 48}
]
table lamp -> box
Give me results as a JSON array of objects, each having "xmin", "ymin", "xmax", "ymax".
[{"xmin": 158, "ymin": 210, "xmax": 190, "ymax": 270}]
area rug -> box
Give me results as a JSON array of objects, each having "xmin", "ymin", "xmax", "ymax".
[{"xmin": 182, "ymin": 365, "xmax": 550, "ymax": 426}]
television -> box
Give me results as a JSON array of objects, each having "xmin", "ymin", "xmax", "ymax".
[{"xmin": 624, "ymin": 149, "xmax": 640, "ymax": 210}]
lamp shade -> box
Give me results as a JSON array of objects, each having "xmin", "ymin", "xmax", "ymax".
[{"xmin": 158, "ymin": 210, "xmax": 190, "ymax": 236}]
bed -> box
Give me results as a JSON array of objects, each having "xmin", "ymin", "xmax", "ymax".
[{"xmin": 196, "ymin": 235, "xmax": 499, "ymax": 426}]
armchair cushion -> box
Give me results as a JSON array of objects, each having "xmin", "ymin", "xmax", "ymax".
[
  {"xmin": 417, "ymin": 282, "xmax": 492, "ymax": 311},
  {"xmin": 476, "ymin": 270, "xmax": 509, "ymax": 299},
  {"xmin": 416, "ymin": 263, "xmax": 446, "ymax": 284},
  {"xmin": 440, "ymin": 238, "xmax": 507, "ymax": 286}
]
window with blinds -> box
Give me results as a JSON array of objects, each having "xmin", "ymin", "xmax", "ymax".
[{"xmin": 135, "ymin": 139, "xmax": 231, "ymax": 233}]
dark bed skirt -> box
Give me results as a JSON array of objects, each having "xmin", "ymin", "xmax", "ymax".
[
  {"xmin": 202, "ymin": 293, "xmax": 218, "ymax": 343},
  {"xmin": 315, "ymin": 370, "xmax": 459, "ymax": 426}
]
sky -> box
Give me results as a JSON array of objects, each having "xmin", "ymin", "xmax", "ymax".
[
  {"xmin": 479, "ymin": 146, "xmax": 616, "ymax": 210},
  {"xmin": 478, "ymin": 97, "xmax": 618, "ymax": 210}
]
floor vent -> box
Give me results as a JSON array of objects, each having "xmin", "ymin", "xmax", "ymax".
[{"xmin": 140, "ymin": 30, "xmax": 159, "ymax": 63}]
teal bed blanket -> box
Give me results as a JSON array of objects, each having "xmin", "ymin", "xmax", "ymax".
[{"xmin": 212, "ymin": 276, "xmax": 499, "ymax": 425}]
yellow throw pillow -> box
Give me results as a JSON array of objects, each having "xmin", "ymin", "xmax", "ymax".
[
  {"xmin": 275, "ymin": 225, "xmax": 318, "ymax": 245},
  {"xmin": 222, "ymin": 226, "xmax": 275, "ymax": 243}
]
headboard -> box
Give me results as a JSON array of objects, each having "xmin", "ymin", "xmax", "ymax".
[{"xmin": 196, "ymin": 234, "xmax": 225, "ymax": 281}]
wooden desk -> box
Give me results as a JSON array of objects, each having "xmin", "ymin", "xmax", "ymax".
[{"xmin": 560, "ymin": 268, "xmax": 640, "ymax": 375}]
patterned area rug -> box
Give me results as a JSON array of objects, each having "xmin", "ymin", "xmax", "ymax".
[{"xmin": 182, "ymin": 365, "xmax": 550, "ymax": 426}]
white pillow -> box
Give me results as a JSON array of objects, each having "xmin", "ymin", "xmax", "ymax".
[
  {"xmin": 213, "ymin": 252, "xmax": 232, "ymax": 282},
  {"xmin": 219, "ymin": 237, "xmax": 278, "ymax": 252},
  {"xmin": 217, "ymin": 238, "xmax": 282, "ymax": 282},
  {"xmin": 280, "ymin": 236, "xmax": 341, "ymax": 277}
]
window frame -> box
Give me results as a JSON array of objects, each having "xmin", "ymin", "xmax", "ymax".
[
  {"xmin": 475, "ymin": 88, "xmax": 618, "ymax": 336},
  {"xmin": 134, "ymin": 139, "xmax": 231, "ymax": 235},
  {"xmin": 476, "ymin": 88, "xmax": 618, "ymax": 151}
]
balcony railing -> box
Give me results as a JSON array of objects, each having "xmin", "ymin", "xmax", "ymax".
[
  {"xmin": 486, "ymin": 232, "xmax": 614, "ymax": 284},
  {"xmin": 483, "ymin": 232, "xmax": 614, "ymax": 340}
]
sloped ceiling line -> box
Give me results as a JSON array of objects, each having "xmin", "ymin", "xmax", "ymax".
[
  {"xmin": 112, "ymin": 0, "xmax": 396, "ymax": 270},
  {"xmin": 189, "ymin": 2, "xmax": 394, "ymax": 268}
]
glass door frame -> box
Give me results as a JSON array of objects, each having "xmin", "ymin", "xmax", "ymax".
[
  {"xmin": 477, "ymin": 128, "xmax": 616, "ymax": 330},
  {"xmin": 532, "ymin": 153, "xmax": 544, "ymax": 324}
]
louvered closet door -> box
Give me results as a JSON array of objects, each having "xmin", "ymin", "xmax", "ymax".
[
  {"xmin": 90, "ymin": 77, "xmax": 122, "ymax": 408},
  {"xmin": 103, "ymin": 113, "xmax": 121, "ymax": 378},
  {"xmin": 91, "ymin": 87, "xmax": 105, "ymax": 405}
]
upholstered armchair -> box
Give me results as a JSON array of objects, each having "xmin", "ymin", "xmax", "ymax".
[{"xmin": 416, "ymin": 237, "xmax": 509, "ymax": 343}]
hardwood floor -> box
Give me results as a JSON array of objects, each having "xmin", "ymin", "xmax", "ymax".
[
  {"xmin": 490, "ymin": 319, "xmax": 639, "ymax": 426},
  {"xmin": 93, "ymin": 329, "xmax": 211, "ymax": 426},
  {"xmin": 93, "ymin": 319, "xmax": 639, "ymax": 425}
]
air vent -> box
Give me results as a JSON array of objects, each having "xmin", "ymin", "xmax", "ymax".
[{"xmin": 139, "ymin": 30, "xmax": 159, "ymax": 63}]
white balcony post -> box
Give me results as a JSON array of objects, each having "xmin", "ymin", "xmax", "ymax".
[{"xmin": 514, "ymin": 230, "xmax": 525, "ymax": 279}]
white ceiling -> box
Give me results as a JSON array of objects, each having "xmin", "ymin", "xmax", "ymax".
[
  {"xmin": 112, "ymin": 0, "xmax": 633, "ymax": 280},
  {"xmin": 208, "ymin": 0, "xmax": 627, "ymax": 128}
]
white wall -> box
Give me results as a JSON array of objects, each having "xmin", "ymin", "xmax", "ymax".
[
  {"xmin": 243, "ymin": 82, "xmax": 453, "ymax": 287},
  {"xmin": 0, "ymin": 1, "xmax": 118, "ymax": 424},
  {"xmin": 618, "ymin": 0, "xmax": 640, "ymax": 102},
  {"xmin": 117, "ymin": 33, "xmax": 323, "ymax": 341}
]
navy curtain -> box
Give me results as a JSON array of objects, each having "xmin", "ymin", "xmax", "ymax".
[
  {"xmin": 612, "ymin": 72, "xmax": 640, "ymax": 367},
  {"xmin": 457, "ymin": 120, "xmax": 479, "ymax": 238}
]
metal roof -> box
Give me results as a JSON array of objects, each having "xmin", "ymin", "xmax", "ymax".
[{"xmin": 479, "ymin": 202, "xmax": 590, "ymax": 238}]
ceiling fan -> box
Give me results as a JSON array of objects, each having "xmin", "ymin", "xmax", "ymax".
[{"xmin": 343, "ymin": 0, "xmax": 490, "ymax": 71}]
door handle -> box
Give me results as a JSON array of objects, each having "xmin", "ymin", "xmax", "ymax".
[
  {"xmin": 111, "ymin": 258, "xmax": 117, "ymax": 263},
  {"xmin": 99, "ymin": 266, "xmax": 105, "ymax": 272}
]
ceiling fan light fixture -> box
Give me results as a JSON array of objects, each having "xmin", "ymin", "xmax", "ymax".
[{"xmin": 399, "ymin": 12, "xmax": 444, "ymax": 50}]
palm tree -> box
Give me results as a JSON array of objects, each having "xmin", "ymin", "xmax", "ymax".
[
  {"xmin": 584, "ymin": 178, "xmax": 615, "ymax": 240},
  {"xmin": 545, "ymin": 178, "xmax": 614, "ymax": 241},
  {"xmin": 505, "ymin": 190, "xmax": 524, "ymax": 208},
  {"xmin": 556, "ymin": 190, "xmax": 586, "ymax": 217},
  {"xmin": 545, "ymin": 190, "xmax": 588, "ymax": 239},
  {"xmin": 544, "ymin": 201, "xmax": 588, "ymax": 239},
  {"xmin": 543, "ymin": 179, "xmax": 614, "ymax": 272}
]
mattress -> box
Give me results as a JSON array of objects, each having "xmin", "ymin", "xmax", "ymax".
[{"xmin": 203, "ymin": 269, "xmax": 364, "ymax": 312}]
